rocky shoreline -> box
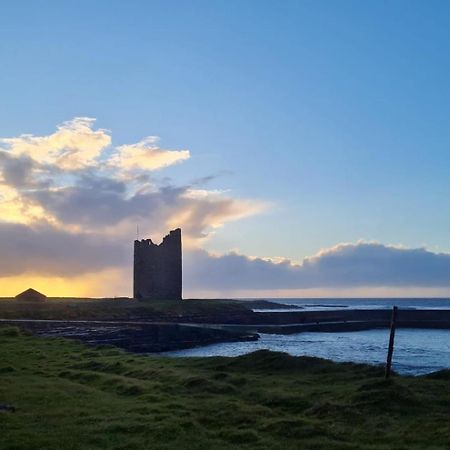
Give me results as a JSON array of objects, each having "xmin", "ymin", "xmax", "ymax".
[
  {"xmin": 4, "ymin": 301, "xmax": 450, "ymax": 353},
  {"xmin": 0, "ymin": 320, "xmax": 259, "ymax": 352}
]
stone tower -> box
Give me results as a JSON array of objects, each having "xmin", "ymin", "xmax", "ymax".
[{"xmin": 133, "ymin": 228, "xmax": 182, "ymax": 300}]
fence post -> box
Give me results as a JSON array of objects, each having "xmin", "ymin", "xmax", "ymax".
[{"xmin": 385, "ymin": 306, "xmax": 398, "ymax": 379}]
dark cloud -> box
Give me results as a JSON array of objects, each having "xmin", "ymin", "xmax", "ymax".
[
  {"xmin": 184, "ymin": 243, "xmax": 450, "ymax": 291},
  {"xmin": 25, "ymin": 174, "xmax": 254, "ymax": 240},
  {"xmin": 2, "ymin": 221, "xmax": 450, "ymax": 291},
  {"xmin": 77, "ymin": 172, "xmax": 126, "ymax": 194},
  {"xmin": 0, "ymin": 151, "xmax": 50, "ymax": 189},
  {"xmin": 0, "ymin": 222, "xmax": 125, "ymax": 277},
  {"xmin": 189, "ymin": 171, "xmax": 233, "ymax": 187},
  {"xmin": 27, "ymin": 183, "xmax": 185, "ymax": 227}
]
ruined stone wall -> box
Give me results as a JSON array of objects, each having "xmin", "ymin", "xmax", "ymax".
[{"xmin": 133, "ymin": 228, "xmax": 182, "ymax": 300}]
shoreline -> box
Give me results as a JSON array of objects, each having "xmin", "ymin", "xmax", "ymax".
[{"xmin": 5, "ymin": 307, "xmax": 450, "ymax": 353}]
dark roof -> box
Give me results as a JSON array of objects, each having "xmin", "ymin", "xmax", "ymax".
[{"xmin": 15, "ymin": 288, "xmax": 47, "ymax": 301}]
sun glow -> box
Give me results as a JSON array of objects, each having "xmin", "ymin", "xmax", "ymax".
[{"xmin": 0, "ymin": 268, "xmax": 129, "ymax": 298}]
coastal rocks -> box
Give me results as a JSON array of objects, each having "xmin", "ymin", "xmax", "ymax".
[
  {"xmin": 0, "ymin": 404, "xmax": 15, "ymax": 413},
  {"xmin": 2, "ymin": 321, "xmax": 259, "ymax": 353}
]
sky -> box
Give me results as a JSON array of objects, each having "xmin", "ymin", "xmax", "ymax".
[{"xmin": 1, "ymin": 0, "xmax": 450, "ymax": 297}]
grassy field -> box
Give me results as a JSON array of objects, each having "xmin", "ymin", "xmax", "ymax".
[
  {"xmin": 0, "ymin": 298, "xmax": 249, "ymax": 321},
  {"xmin": 2, "ymin": 326, "xmax": 450, "ymax": 449}
]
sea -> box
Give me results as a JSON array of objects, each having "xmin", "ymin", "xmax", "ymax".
[{"xmin": 164, "ymin": 298, "xmax": 450, "ymax": 376}]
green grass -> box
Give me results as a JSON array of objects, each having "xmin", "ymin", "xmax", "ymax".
[
  {"xmin": 2, "ymin": 325, "xmax": 450, "ymax": 449},
  {"xmin": 0, "ymin": 297, "xmax": 249, "ymax": 321}
]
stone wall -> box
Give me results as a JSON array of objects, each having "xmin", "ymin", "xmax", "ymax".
[{"xmin": 133, "ymin": 228, "xmax": 182, "ymax": 300}]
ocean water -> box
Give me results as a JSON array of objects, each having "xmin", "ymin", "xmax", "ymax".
[
  {"xmin": 251, "ymin": 297, "xmax": 450, "ymax": 312},
  {"xmin": 165, "ymin": 298, "xmax": 450, "ymax": 375}
]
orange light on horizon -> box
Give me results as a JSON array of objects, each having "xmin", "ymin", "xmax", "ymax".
[{"xmin": 0, "ymin": 268, "xmax": 130, "ymax": 298}]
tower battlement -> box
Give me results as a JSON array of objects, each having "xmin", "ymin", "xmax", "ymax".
[{"xmin": 133, "ymin": 228, "xmax": 182, "ymax": 300}]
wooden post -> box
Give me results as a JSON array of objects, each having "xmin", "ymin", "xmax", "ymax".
[{"xmin": 385, "ymin": 306, "xmax": 398, "ymax": 379}]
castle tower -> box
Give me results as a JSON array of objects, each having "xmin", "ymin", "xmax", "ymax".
[{"xmin": 133, "ymin": 228, "xmax": 182, "ymax": 300}]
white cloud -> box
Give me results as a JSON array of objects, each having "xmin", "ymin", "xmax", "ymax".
[
  {"xmin": 111, "ymin": 136, "xmax": 190, "ymax": 173},
  {"xmin": 0, "ymin": 117, "xmax": 111, "ymax": 170}
]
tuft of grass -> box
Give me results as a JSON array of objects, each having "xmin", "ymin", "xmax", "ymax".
[
  {"xmin": 0, "ymin": 325, "xmax": 22, "ymax": 337},
  {"xmin": 426, "ymin": 369, "xmax": 450, "ymax": 380}
]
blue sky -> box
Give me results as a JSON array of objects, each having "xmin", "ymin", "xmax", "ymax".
[{"xmin": 1, "ymin": 1, "xmax": 450, "ymax": 296}]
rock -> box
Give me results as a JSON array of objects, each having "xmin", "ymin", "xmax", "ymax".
[{"xmin": 0, "ymin": 404, "xmax": 15, "ymax": 413}]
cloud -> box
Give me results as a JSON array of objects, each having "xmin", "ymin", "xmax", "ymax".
[
  {"xmin": 170, "ymin": 189, "xmax": 267, "ymax": 239},
  {"xmin": 27, "ymin": 182, "xmax": 184, "ymax": 228},
  {"xmin": 0, "ymin": 118, "xmax": 190, "ymax": 174},
  {"xmin": 3, "ymin": 234, "xmax": 450, "ymax": 295},
  {"xmin": 0, "ymin": 118, "xmax": 111, "ymax": 170},
  {"xmin": 0, "ymin": 152, "xmax": 37, "ymax": 188},
  {"xmin": 0, "ymin": 222, "xmax": 125, "ymax": 277},
  {"xmin": 184, "ymin": 242, "xmax": 450, "ymax": 292},
  {"xmin": 111, "ymin": 136, "xmax": 190, "ymax": 173},
  {"xmin": 0, "ymin": 117, "xmax": 260, "ymax": 239},
  {"xmin": 23, "ymin": 180, "xmax": 263, "ymax": 242}
]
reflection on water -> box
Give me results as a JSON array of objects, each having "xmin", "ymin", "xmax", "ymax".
[{"xmin": 164, "ymin": 328, "xmax": 450, "ymax": 376}]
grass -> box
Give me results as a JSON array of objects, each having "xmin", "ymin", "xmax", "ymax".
[
  {"xmin": 2, "ymin": 326, "xmax": 450, "ymax": 449},
  {"xmin": 0, "ymin": 297, "xmax": 249, "ymax": 321}
]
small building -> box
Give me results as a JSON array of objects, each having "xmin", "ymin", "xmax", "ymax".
[{"xmin": 15, "ymin": 288, "xmax": 47, "ymax": 302}]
